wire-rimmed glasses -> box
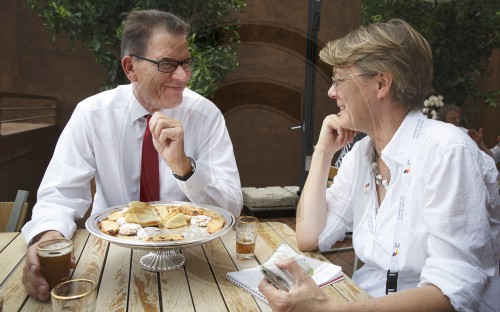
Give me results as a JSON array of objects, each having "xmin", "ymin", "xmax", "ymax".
[
  {"xmin": 331, "ymin": 72, "xmax": 375, "ymax": 90},
  {"xmin": 131, "ymin": 54, "xmax": 196, "ymax": 73}
]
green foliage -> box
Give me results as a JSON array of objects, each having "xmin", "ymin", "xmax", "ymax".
[
  {"xmin": 25, "ymin": 0, "xmax": 246, "ymax": 97},
  {"xmin": 361, "ymin": 0, "xmax": 500, "ymax": 107}
]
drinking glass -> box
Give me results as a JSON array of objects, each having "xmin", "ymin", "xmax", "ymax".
[
  {"xmin": 235, "ymin": 216, "xmax": 259, "ymax": 259},
  {"xmin": 51, "ymin": 279, "xmax": 97, "ymax": 312},
  {"xmin": 36, "ymin": 238, "xmax": 73, "ymax": 290}
]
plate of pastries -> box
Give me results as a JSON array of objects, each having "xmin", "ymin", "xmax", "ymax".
[{"xmin": 85, "ymin": 201, "xmax": 236, "ymax": 250}]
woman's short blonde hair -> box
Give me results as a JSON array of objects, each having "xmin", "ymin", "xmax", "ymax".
[{"xmin": 319, "ymin": 19, "xmax": 433, "ymax": 110}]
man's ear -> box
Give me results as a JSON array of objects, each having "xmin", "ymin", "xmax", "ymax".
[
  {"xmin": 376, "ymin": 72, "xmax": 393, "ymax": 99},
  {"xmin": 122, "ymin": 55, "xmax": 137, "ymax": 82}
]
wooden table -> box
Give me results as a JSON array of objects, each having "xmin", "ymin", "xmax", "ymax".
[{"xmin": 0, "ymin": 222, "xmax": 371, "ymax": 311}]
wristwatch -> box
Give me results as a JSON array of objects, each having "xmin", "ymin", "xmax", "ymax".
[{"xmin": 172, "ymin": 157, "xmax": 196, "ymax": 181}]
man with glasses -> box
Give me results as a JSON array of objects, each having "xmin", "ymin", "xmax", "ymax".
[{"xmin": 21, "ymin": 9, "xmax": 242, "ymax": 301}]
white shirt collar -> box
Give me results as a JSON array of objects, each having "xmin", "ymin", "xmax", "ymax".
[{"xmin": 382, "ymin": 110, "xmax": 426, "ymax": 165}]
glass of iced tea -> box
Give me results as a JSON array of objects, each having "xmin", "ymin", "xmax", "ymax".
[
  {"xmin": 36, "ymin": 238, "xmax": 73, "ymax": 291},
  {"xmin": 235, "ymin": 216, "xmax": 259, "ymax": 259},
  {"xmin": 51, "ymin": 279, "xmax": 97, "ymax": 312}
]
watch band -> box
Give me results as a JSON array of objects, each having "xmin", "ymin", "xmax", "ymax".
[{"xmin": 172, "ymin": 157, "xmax": 196, "ymax": 181}]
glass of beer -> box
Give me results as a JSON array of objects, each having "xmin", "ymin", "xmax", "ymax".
[
  {"xmin": 36, "ymin": 238, "xmax": 73, "ymax": 290},
  {"xmin": 51, "ymin": 279, "xmax": 96, "ymax": 312},
  {"xmin": 235, "ymin": 216, "xmax": 259, "ymax": 259}
]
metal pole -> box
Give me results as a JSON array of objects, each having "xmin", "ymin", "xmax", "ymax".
[{"xmin": 299, "ymin": 0, "xmax": 321, "ymax": 189}]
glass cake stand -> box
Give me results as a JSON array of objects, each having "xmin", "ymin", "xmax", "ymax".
[{"xmin": 86, "ymin": 201, "xmax": 235, "ymax": 272}]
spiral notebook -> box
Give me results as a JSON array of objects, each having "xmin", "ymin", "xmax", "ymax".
[{"xmin": 226, "ymin": 244, "xmax": 344, "ymax": 304}]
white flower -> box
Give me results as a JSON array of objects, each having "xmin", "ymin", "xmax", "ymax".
[{"xmin": 422, "ymin": 95, "xmax": 444, "ymax": 119}]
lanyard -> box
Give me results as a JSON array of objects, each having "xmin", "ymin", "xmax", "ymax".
[{"xmin": 365, "ymin": 117, "xmax": 424, "ymax": 294}]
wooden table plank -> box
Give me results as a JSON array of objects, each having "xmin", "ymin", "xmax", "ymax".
[
  {"xmin": 129, "ymin": 249, "xmax": 161, "ymax": 311},
  {"xmin": 0, "ymin": 223, "xmax": 371, "ymax": 311},
  {"xmin": 95, "ymin": 243, "xmax": 130, "ymax": 312},
  {"xmin": 72, "ymin": 233, "xmax": 107, "ymax": 283},
  {"xmin": 0, "ymin": 234, "xmax": 26, "ymax": 285},
  {"xmin": 0, "ymin": 232, "xmax": 18, "ymax": 251},
  {"xmin": 160, "ymin": 262, "xmax": 194, "ymax": 312},
  {"xmin": 219, "ymin": 230, "xmax": 272, "ymax": 311},
  {"xmin": 219, "ymin": 228, "xmax": 262, "ymax": 270},
  {"xmin": 204, "ymin": 237, "xmax": 265, "ymax": 312},
  {"xmin": 184, "ymin": 244, "xmax": 227, "ymax": 312},
  {"xmin": 257, "ymin": 223, "xmax": 287, "ymax": 254},
  {"xmin": 0, "ymin": 259, "xmax": 32, "ymax": 311}
]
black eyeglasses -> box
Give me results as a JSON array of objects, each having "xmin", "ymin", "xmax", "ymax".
[
  {"xmin": 130, "ymin": 54, "xmax": 196, "ymax": 73},
  {"xmin": 331, "ymin": 72, "xmax": 375, "ymax": 90}
]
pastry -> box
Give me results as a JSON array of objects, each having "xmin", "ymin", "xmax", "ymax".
[
  {"xmin": 119, "ymin": 223, "xmax": 142, "ymax": 236},
  {"xmin": 181, "ymin": 205, "xmax": 204, "ymax": 216},
  {"xmin": 107, "ymin": 210, "xmax": 124, "ymax": 221},
  {"xmin": 144, "ymin": 234, "xmax": 184, "ymax": 242},
  {"xmin": 125, "ymin": 209, "xmax": 161, "ymax": 227},
  {"xmin": 207, "ymin": 217, "xmax": 225, "ymax": 234},
  {"xmin": 190, "ymin": 215, "xmax": 211, "ymax": 227},
  {"xmin": 137, "ymin": 227, "xmax": 163, "ymax": 240},
  {"xmin": 163, "ymin": 212, "xmax": 188, "ymax": 229},
  {"xmin": 99, "ymin": 220, "xmax": 119, "ymax": 235}
]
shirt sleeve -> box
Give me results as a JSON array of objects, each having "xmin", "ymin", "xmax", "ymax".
[
  {"xmin": 318, "ymin": 145, "xmax": 359, "ymax": 251},
  {"xmin": 21, "ymin": 105, "xmax": 95, "ymax": 243},
  {"xmin": 177, "ymin": 111, "xmax": 243, "ymax": 217},
  {"xmin": 418, "ymin": 143, "xmax": 498, "ymax": 311}
]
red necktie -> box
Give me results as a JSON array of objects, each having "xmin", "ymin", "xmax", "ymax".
[{"xmin": 140, "ymin": 115, "xmax": 160, "ymax": 202}]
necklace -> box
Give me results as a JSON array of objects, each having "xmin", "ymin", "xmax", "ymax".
[{"xmin": 371, "ymin": 152, "xmax": 390, "ymax": 190}]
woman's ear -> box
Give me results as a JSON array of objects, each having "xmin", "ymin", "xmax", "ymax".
[
  {"xmin": 122, "ymin": 55, "xmax": 137, "ymax": 82},
  {"xmin": 376, "ymin": 72, "xmax": 393, "ymax": 99}
]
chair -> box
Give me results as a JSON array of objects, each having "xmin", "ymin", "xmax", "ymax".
[
  {"xmin": 0, "ymin": 190, "xmax": 29, "ymax": 232},
  {"xmin": 327, "ymin": 166, "xmax": 338, "ymax": 187},
  {"xmin": 321, "ymin": 167, "xmax": 359, "ymax": 273}
]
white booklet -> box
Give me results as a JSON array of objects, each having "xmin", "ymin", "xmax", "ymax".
[{"xmin": 226, "ymin": 244, "xmax": 344, "ymax": 304}]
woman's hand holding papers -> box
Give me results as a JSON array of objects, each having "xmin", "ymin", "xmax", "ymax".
[{"xmin": 258, "ymin": 258, "xmax": 332, "ymax": 312}]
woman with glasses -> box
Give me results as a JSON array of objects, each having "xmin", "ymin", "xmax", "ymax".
[
  {"xmin": 260, "ymin": 19, "xmax": 499, "ymax": 312},
  {"xmin": 22, "ymin": 9, "xmax": 242, "ymax": 301}
]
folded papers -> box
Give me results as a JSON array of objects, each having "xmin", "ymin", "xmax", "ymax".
[{"xmin": 226, "ymin": 244, "xmax": 344, "ymax": 304}]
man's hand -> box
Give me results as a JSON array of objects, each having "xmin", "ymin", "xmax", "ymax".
[
  {"xmin": 468, "ymin": 128, "xmax": 495, "ymax": 158},
  {"xmin": 149, "ymin": 112, "xmax": 192, "ymax": 176},
  {"xmin": 258, "ymin": 258, "xmax": 330, "ymax": 312},
  {"xmin": 23, "ymin": 231, "xmax": 75, "ymax": 301},
  {"xmin": 467, "ymin": 128, "xmax": 485, "ymax": 145}
]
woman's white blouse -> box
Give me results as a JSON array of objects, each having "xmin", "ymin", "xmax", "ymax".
[{"xmin": 319, "ymin": 110, "xmax": 499, "ymax": 311}]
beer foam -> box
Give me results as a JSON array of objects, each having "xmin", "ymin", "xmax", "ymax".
[{"xmin": 38, "ymin": 242, "xmax": 72, "ymax": 257}]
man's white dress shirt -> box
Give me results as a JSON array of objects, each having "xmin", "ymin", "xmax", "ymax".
[
  {"xmin": 319, "ymin": 110, "xmax": 499, "ymax": 311},
  {"xmin": 22, "ymin": 85, "xmax": 242, "ymax": 243}
]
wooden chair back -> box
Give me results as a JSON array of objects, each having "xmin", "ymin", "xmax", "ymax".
[
  {"xmin": 0, "ymin": 190, "xmax": 29, "ymax": 232},
  {"xmin": 327, "ymin": 166, "xmax": 338, "ymax": 187}
]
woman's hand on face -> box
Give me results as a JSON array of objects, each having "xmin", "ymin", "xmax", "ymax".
[
  {"xmin": 315, "ymin": 114, "xmax": 356, "ymax": 153},
  {"xmin": 258, "ymin": 258, "xmax": 330, "ymax": 312}
]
